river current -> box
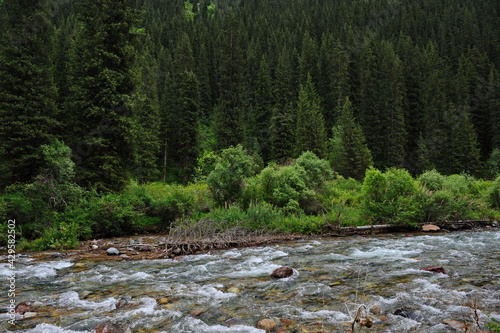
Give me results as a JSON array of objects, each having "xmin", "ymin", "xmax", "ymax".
[{"xmin": 1, "ymin": 230, "xmax": 499, "ymax": 332}]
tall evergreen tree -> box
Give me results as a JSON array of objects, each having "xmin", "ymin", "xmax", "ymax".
[
  {"xmin": 0, "ymin": 0, "xmax": 59, "ymax": 188},
  {"xmin": 296, "ymin": 74, "xmax": 327, "ymax": 158},
  {"xmin": 330, "ymin": 98, "xmax": 373, "ymax": 180},
  {"xmin": 214, "ymin": 14, "xmax": 245, "ymax": 150},
  {"xmin": 69, "ymin": 0, "xmax": 142, "ymax": 192}
]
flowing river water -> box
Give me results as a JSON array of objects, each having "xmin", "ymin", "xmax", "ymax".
[{"xmin": 1, "ymin": 230, "xmax": 499, "ymax": 332}]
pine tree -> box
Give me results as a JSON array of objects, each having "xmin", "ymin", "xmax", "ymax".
[
  {"xmin": 69, "ymin": 0, "xmax": 142, "ymax": 192},
  {"xmin": 214, "ymin": 14, "xmax": 245, "ymax": 150},
  {"xmin": 330, "ymin": 98, "xmax": 373, "ymax": 180},
  {"xmin": 296, "ymin": 74, "xmax": 327, "ymax": 158},
  {"xmin": 133, "ymin": 39, "xmax": 161, "ymax": 183},
  {"xmin": 0, "ymin": 0, "xmax": 59, "ymax": 188},
  {"xmin": 176, "ymin": 70, "xmax": 201, "ymax": 184}
]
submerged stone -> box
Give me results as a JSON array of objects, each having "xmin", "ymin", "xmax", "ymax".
[
  {"xmin": 257, "ymin": 318, "xmax": 278, "ymax": 331},
  {"xmin": 420, "ymin": 266, "xmax": 446, "ymax": 274}
]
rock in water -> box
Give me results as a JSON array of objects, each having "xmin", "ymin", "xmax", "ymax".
[
  {"xmin": 422, "ymin": 224, "xmax": 440, "ymax": 232},
  {"xmin": 420, "ymin": 266, "xmax": 446, "ymax": 274},
  {"xmin": 271, "ymin": 267, "xmax": 293, "ymax": 279},
  {"xmin": 106, "ymin": 247, "xmax": 120, "ymax": 256},
  {"xmin": 393, "ymin": 309, "xmax": 419, "ymax": 320},
  {"xmin": 443, "ymin": 319, "xmax": 467, "ymax": 331},
  {"xmin": 257, "ymin": 318, "xmax": 278, "ymax": 332},
  {"xmin": 15, "ymin": 302, "xmax": 36, "ymax": 315}
]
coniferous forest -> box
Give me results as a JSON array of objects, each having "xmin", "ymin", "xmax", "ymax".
[{"xmin": 1, "ymin": 0, "xmax": 500, "ymax": 249}]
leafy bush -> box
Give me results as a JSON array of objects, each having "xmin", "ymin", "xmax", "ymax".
[
  {"xmin": 361, "ymin": 168, "xmax": 421, "ymax": 226},
  {"xmin": 419, "ymin": 169, "xmax": 445, "ymax": 191},
  {"xmin": 487, "ymin": 176, "xmax": 500, "ymax": 209},
  {"xmin": 295, "ymin": 151, "xmax": 334, "ymax": 190},
  {"xmin": 207, "ymin": 145, "xmax": 259, "ymax": 205}
]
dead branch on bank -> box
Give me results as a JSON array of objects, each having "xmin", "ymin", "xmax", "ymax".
[{"xmin": 159, "ymin": 219, "xmax": 303, "ymax": 258}]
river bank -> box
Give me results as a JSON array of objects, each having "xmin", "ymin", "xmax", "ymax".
[{"xmin": 24, "ymin": 220, "xmax": 498, "ymax": 263}]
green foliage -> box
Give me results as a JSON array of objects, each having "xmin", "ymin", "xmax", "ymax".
[
  {"xmin": 207, "ymin": 146, "xmax": 258, "ymax": 205},
  {"xmin": 486, "ymin": 316, "xmax": 500, "ymax": 333},
  {"xmin": 487, "ymin": 176, "xmax": 500, "ymax": 209},
  {"xmin": 361, "ymin": 168, "xmax": 421, "ymax": 226},
  {"xmin": 418, "ymin": 170, "xmax": 446, "ymax": 191},
  {"xmin": 295, "ymin": 151, "xmax": 334, "ymax": 190},
  {"xmin": 329, "ymin": 98, "xmax": 373, "ymax": 180},
  {"xmin": 484, "ymin": 149, "xmax": 500, "ymax": 179},
  {"xmin": 296, "ymin": 74, "xmax": 327, "ymax": 158}
]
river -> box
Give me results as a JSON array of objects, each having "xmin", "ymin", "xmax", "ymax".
[{"xmin": 1, "ymin": 230, "xmax": 499, "ymax": 332}]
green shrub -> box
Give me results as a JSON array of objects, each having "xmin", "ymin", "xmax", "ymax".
[
  {"xmin": 487, "ymin": 176, "xmax": 500, "ymax": 209},
  {"xmin": 207, "ymin": 145, "xmax": 259, "ymax": 205},
  {"xmin": 419, "ymin": 170, "xmax": 445, "ymax": 191},
  {"xmin": 295, "ymin": 151, "xmax": 334, "ymax": 190},
  {"xmin": 361, "ymin": 168, "xmax": 421, "ymax": 226}
]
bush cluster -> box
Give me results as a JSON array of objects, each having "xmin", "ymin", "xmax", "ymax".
[{"xmin": 1, "ymin": 145, "xmax": 499, "ymax": 250}]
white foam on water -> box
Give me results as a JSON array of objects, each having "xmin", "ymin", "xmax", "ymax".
[
  {"xmin": 192, "ymin": 284, "xmax": 238, "ymax": 300},
  {"xmin": 170, "ymin": 317, "xmax": 265, "ymax": 333},
  {"xmin": 350, "ymin": 247, "xmax": 421, "ymax": 260},
  {"xmin": 221, "ymin": 249, "xmax": 243, "ymax": 259},
  {"xmin": 58, "ymin": 291, "xmax": 117, "ymax": 310},
  {"xmin": 24, "ymin": 323, "xmax": 90, "ymax": 333},
  {"xmin": 226, "ymin": 256, "xmax": 281, "ymax": 279},
  {"xmin": 0, "ymin": 263, "xmax": 14, "ymax": 277},
  {"xmin": 297, "ymin": 309, "xmax": 350, "ymax": 322},
  {"xmin": 16, "ymin": 261, "xmax": 74, "ymax": 279}
]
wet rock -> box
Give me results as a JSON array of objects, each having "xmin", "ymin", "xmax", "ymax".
[
  {"xmin": 190, "ymin": 309, "xmax": 205, "ymax": 317},
  {"xmin": 23, "ymin": 312, "xmax": 37, "ymax": 318},
  {"xmin": 74, "ymin": 262, "xmax": 87, "ymax": 269},
  {"xmin": 157, "ymin": 297, "xmax": 169, "ymax": 305},
  {"xmin": 272, "ymin": 267, "xmax": 293, "ymax": 279},
  {"xmin": 15, "ymin": 302, "xmax": 37, "ymax": 315},
  {"xmin": 443, "ymin": 319, "xmax": 467, "ymax": 331},
  {"xmin": 394, "ymin": 309, "xmax": 419, "ymax": 320},
  {"xmin": 96, "ymin": 322, "xmax": 131, "ymax": 333},
  {"xmin": 257, "ymin": 318, "xmax": 278, "ymax": 332},
  {"xmin": 115, "ymin": 296, "xmax": 131, "ymax": 309},
  {"xmin": 422, "ymin": 224, "xmax": 440, "ymax": 232},
  {"xmin": 138, "ymin": 245, "xmax": 153, "ymax": 252},
  {"xmin": 106, "ymin": 247, "xmax": 120, "ymax": 256},
  {"xmin": 50, "ymin": 252, "xmax": 65, "ymax": 259},
  {"xmin": 228, "ymin": 287, "xmax": 240, "ymax": 294},
  {"xmin": 369, "ymin": 305, "xmax": 382, "ymax": 315},
  {"xmin": 119, "ymin": 254, "xmax": 131, "ymax": 260},
  {"xmin": 420, "ymin": 266, "xmax": 446, "ymax": 274}
]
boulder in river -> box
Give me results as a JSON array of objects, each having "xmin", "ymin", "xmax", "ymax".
[
  {"xmin": 422, "ymin": 224, "xmax": 440, "ymax": 232},
  {"xmin": 271, "ymin": 267, "xmax": 293, "ymax": 279},
  {"xmin": 106, "ymin": 247, "xmax": 120, "ymax": 256},
  {"xmin": 15, "ymin": 302, "xmax": 37, "ymax": 315},
  {"xmin": 394, "ymin": 309, "xmax": 419, "ymax": 320},
  {"xmin": 257, "ymin": 318, "xmax": 278, "ymax": 332},
  {"xmin": 420, "ymin": 266, "xmax": 446, "ymax": 274}
]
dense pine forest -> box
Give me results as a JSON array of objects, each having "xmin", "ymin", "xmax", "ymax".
[{"xmin": 1, "ymin": 0, "xmax": 500, "ymax": 249}]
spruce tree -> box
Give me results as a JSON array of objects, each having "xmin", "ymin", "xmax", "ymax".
[
  {"xmin": 330, "ymin": 98, "xmax": 373, "ymax": 180},
  {"xmin": 214, "ymin": 14, "xmax": 245, "ymax": 150},
  {"xmin": 69, "ymin": 0, "xmax": 142, "ymax": 192},
  {"xmin": 296, "ymin": 74, "xmax": 327, "ymax": 158},
  {"xmin": 0, "ymin": 0, "xmax": 59, "ymax": 188}
]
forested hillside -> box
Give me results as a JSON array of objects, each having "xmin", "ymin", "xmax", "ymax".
[{"xmin": 1, "ymin": 0, "xmax": 500, "ymax": 248}]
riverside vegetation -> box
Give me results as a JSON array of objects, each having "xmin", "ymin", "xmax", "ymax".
[
  {"xmin": 1, "ymin": 145, "xmax": 499, "ymax": 251},
  {"xmin": 0, "ymin": 0, "xmax": 499, "ymax": 249}
]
